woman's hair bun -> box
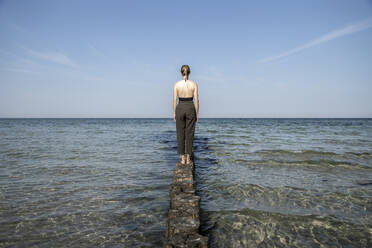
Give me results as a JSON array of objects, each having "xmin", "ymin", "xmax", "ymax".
[{"xmin": 181, "ymin": 65, "xmax": 190, "ymax": 76}]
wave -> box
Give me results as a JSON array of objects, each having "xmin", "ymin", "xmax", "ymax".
[
  {"xmin": 225, "ymin": 158, "xmax": 372, "ymax": 170},
  {"xmin": 255, "ymin": 149, "xmax": 342, "ymax": 156},
  {"xmin": 200, "ymin": 183, "xmax": 372, "ymax": 225},
  {"xmin": 213, "ymin": 149, "xmax": 372, "ymax": 169}
]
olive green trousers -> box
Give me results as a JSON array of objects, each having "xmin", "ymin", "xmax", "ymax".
[{"xmin": 175, "ymin": 101, "xmax": 197, "ymax": 155}]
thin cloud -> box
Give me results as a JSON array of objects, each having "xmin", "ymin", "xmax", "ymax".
[
  {"xmin": 1, "ymin": 48, "xmax": 104, "ymax": 80},
  {"xmin": 0, "ymin": 49, "xmax": 21, "ymax": 58},
  {"xmin": 0, "ymin": 67, "xmax": 39, "ymax": 74},
  {"xmin": 24, "ymin": 47, "xmax": 77, "ymax": 67},
  {"xmin": 259, "ymin": 17, "xmax": 372, "ymax": 63}
]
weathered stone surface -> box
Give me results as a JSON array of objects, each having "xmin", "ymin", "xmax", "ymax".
[
  {"xmin": 171, "ymin": 194, "xmax": 200, "ymax": 210},
  {"xmin": 165, "ymin": 161, "xmax": 208, "ymax": 247},
  {"xmin": 172, "ymin": 174, "xmax": 194, "ymax": 184},
  {"xmin": 176, "ymin": 162, "xmax": 194, "ymax": 170},
  {"xmin": 174, "ymin": 167, "xmax": 193, "ymax": 174},
  {"xmin": 167, "ymin": 217, "xmax": 200, "ymax": 236},
  {"xmin": 173, "ymin": 167, "xmax": 194, "ymax": 181},
  {"xmin": 164, "ymin": 233, "xmax": 188, "ymax": 248},
  {"xmin": 165, "ymin": 233, "xmax": 208, "ymax": 248},
  {"xmin": 168, "ymin": 208, "xmax": 199, "ymax": 220},
  {"xmin": 170, "ymin": 182, "xmax": 196, "ymax": 195}
]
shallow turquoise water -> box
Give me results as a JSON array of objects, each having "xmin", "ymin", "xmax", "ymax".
[{"xmin": 1, "ymin": 118, "xmax": 371, "ymax": 247}]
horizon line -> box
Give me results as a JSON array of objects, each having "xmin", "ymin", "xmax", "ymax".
[{"xmin": 0, "ymin": 117, "xmax": 371, "ymax": 119}]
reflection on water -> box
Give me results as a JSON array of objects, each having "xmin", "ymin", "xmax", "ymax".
[{"xmin": 1, "ymin": 118, "xmax": 372, "ymax": 247}]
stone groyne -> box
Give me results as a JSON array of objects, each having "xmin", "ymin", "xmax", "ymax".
[{"xmin": 164, "ymin": 161, "xmax": 208, "ymax": 248}]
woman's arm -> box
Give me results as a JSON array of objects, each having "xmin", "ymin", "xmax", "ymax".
[
  {"xmin": 173, "ymin": 83, "xmax": 177, "ymax": 121},
  {"xmin": 194, "ymin": 83, "xmax": 199, "ymax": 121}
]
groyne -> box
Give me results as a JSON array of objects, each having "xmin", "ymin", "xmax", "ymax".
[{"xmin": 164, "ymin": 161, "xmax": 208, "ymax": 247}]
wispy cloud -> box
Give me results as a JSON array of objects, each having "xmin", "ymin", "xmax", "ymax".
[
  {"xmin": 259, "ymin": 17, "xmax": 372, "ymax": 63},
  {"xmin": 24, "ymin": 47, "xmax": 77, "ymax": 67},
  {"xmin": 0, "ymin": 67, "xmax": 40, "ymax": 74}
]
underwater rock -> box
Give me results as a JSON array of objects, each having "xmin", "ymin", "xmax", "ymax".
[{"xmin": 355, "ymin": 180, "xmax": 372, "ymax": 186}]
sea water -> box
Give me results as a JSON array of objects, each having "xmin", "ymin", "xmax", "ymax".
[{"xmin": 1, "ymin": 118, "xmax": 371, "ymax": 247}]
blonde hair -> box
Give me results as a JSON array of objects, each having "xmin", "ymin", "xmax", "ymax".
[{"xmin": 180, "ymin": 65, "xmax": 190, "ymax": 81}]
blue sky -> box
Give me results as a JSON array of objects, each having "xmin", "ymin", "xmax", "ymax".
[{"xmin": 1, "ymin": 0, "xmax": 371, "ymax": 118}]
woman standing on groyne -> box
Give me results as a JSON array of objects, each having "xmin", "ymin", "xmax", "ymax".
[{"xmin": 173, "ymin": 65, "xmax": 199, "ymax": 165}]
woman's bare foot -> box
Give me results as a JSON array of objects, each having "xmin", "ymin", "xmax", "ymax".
[
  {"xmin": 185, "ymin": 154, "xmax": 191, "ymax": 164},
  {"xmin": 180, "ymin": 155, "xmax": 186, "ymax": 164}
]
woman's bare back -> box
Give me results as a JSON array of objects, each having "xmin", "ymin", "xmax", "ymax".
[{"xmin": 175, "ymin": 80, "xmax": 196, "ymax": 98}]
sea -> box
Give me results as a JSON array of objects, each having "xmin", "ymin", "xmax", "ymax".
[{"xmin": 1, "ymin": 118, "xmax": 371, "ymax": 247}]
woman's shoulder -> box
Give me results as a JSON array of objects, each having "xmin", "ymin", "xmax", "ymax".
[
  {"xmin": 185, "ymin": 80, "xmax": 197, "ymax": 87},
  {"xmin": 189, "ymin": 80, "xmax": 198, "ymax": 88}
]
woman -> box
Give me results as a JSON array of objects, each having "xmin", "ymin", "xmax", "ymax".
[{"xmin": 173, "ymin": 65, "xmax": 199, "ymax": 165}]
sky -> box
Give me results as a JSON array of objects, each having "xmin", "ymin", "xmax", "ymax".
[{"xmin": 0, "ymin": 0, "xmax": 371, "ymax": 118}]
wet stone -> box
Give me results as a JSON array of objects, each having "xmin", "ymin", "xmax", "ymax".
[
  {"xmin": 168, "ymin": 217, "xmax": 200, "ymax": 236},
  {"xmin": 172, "ymin": 174, "xmax": 194, "ymax": 184},
  {"xmin": 171, "ymin": 194, "xmax": 200, "ymax": 210},
  {"xmin": 186, "ymin": 233, "xmax": 209, "ymax": 248},
  {"xmin": 168, "ymin": 208, "xmax": 200, "ymax": 221},
  {"xmin": 174, "ymin": 166, "xmax": 193, "ymax": 177},
  {"xmin": 165, "ymin": 161, "xmax": 209, "ymax": 247},
  {"xmin": 170, "ymin": 182, "xmax": 196, "ymax": 195},
  {"xmin": 176, "ymin": 162, "xmax": 195, "ymax": 170}
]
